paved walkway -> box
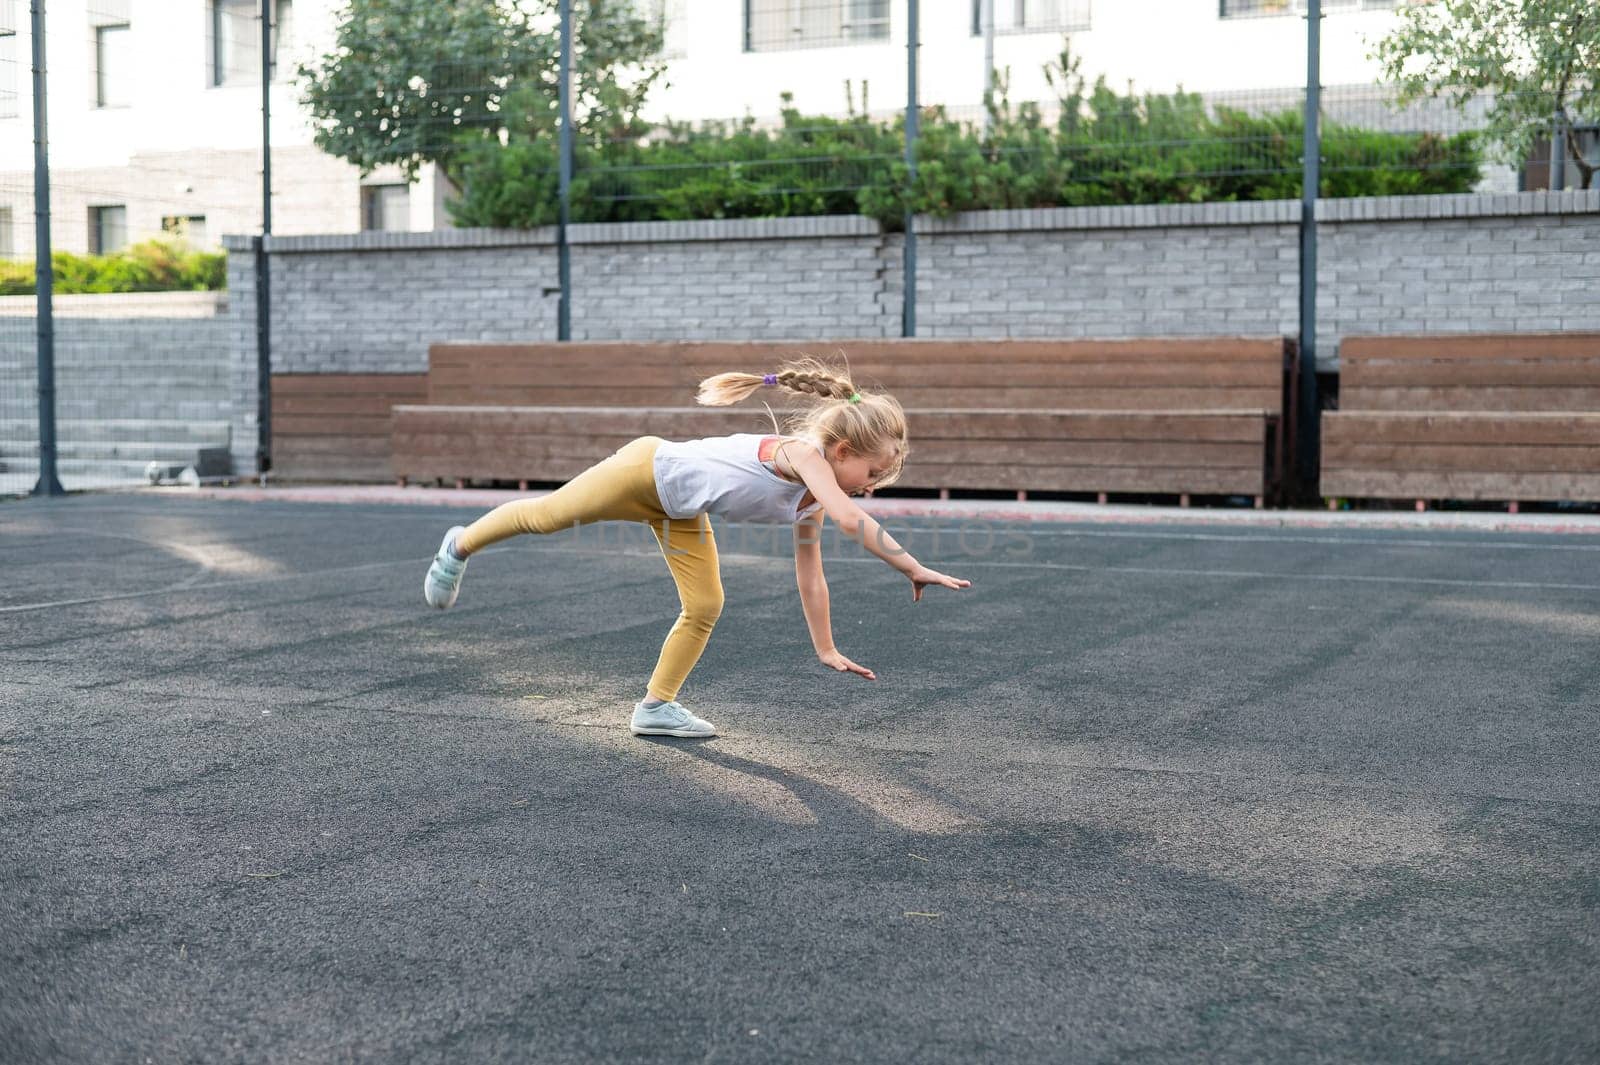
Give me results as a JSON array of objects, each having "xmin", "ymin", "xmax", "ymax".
[
  {"xmin": 163, "ymin": 482, "xmax": 1600, "ymax": 535},
  {"xmin": 2, "ymin": 493, "xmax": 1596, "ymax": 1063}
]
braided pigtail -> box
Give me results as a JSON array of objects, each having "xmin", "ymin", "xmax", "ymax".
[
  {"xmin": 693, "ymin": 353, "xmax": 908, "ymax": 492},
  {"xmin": 695, "ymin": 371, "xmax": 770, "ymax": 407}
]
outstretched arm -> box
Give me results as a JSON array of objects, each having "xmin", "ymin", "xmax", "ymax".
[
  {"xmin": 794, "ymin": 512, "xmax": 876, "ymax": 680},
  {"xmin": 787, "ymin": 448, "xmax": 971, "ymax": 601}
]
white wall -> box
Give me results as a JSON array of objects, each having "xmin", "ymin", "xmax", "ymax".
[
  {"xmin": 0, "ymin": 0, "xmax": 1423, "ymax": 255},
  {"xmin": 0, "ymin": 0, "xmax": 1413, "ymax": 161},
  {"xmin": 644, "ymin": 0, "xmax": 1404, "ymax": 121}
]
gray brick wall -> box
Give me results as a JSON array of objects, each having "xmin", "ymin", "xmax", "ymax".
[
  {"xmin": 914, "ymin": 223, "xmax": 1300, "ymax": 340},
  {"xmin": 1, "ymin": 316, "xmax": 231, "ymax": 421},
  {"xmin": 226, "ymin": 244, "xmax": 261, "ymax": 477},
  {"xmin": 268, "ymin": 247, "xmax": 557, "ymax": 372},
  {"xmin": 571, "ymin": 231, "xmax": 896, "ymax": 341},
  {"xmin": 220, "ymin": 190, "xmax": 1600, "ymax": 471},
  {"xmin": 1, "ymin": 310, "xmax": 233, "ymax": 492},
  {"xmin": 911, "ymin": 196, "xmax": 1600, "ymax": 360},
  {"xmin": 1318, "ymin": 213, "xmax": 1600, "ymax": 344}
]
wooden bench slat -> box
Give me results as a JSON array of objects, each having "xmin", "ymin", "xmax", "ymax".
[
  {"xmin": 274, "ymin": 413, "xmax": 396, "ymax": 435},
  {"xmin": 1341, "ymin": 386, "xmax": 1600, "ymax": 413},
  {"xmin": 272, "ymin": 461, "xmax": 396, "ymax": 481},
  {"xmin": 912, "ymin": 440, "xmax": 1264, "ymax": 468},
  {"xmin": 275, "ymin": 394, "xmax": 425, "ymax": 416},
  {"xmin": 1347, "ymin": 359, "xmax": 1600, "ymax": 389},
  {"xmin": 1321, "ymin": 470, "xmax": 1600, "ymax": 501},
  {"xmin": 275, "ymin": 436, "xmax": 393, "ymax": 458},
  {"xmin": 392, "ymin": 428, "xmax": 1263, "ymax": 472},
  {"xmin": 428, "ymin": 385, "xmax": 1285, "ymax": 410},
  {"xmin": 430, "ymin": 360, "xmax": 1283, "ymax": 391},
  {"xmin": 395, "ymin": 405, "xmax": 1272, "ymax": 442},
  {"xmin": 1324, "ymin": 412, "xmax": 1600, "ymax": 446},
  {"xmin": 1340, "ymin": 333, "xmax": 1600, "ymax": 362},
  {"xmin": 896, "ymin": 463, "xmax": 1265, "ymax": 494},
  {"xmin": 272, "ymin": 372, "xmax": 428, "ymax": 395},
  {"xmin": 1324, "ymin": 442, "xmax": 1600, "ymax": 474}
]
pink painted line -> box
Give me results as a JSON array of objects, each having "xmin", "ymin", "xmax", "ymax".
[{"xmin": 148, "ymin": 483, "xmax": 1600, "ymax": 536}]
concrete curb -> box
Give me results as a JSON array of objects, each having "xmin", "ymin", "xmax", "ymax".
[{"xmin": 143, "ymin": 484, "xmax": 1600, "ymax": 536}]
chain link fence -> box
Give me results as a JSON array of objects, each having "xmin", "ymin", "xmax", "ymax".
[
  {"xmin": 1, "ymin": 0, "xmax": 264, "ymax": 494},
  {"xmin": 1, "ymin": 0, "xmax": 1594, "ymax": 495}
]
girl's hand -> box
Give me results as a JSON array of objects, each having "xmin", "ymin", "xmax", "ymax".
[
  {"xmin": 819, "ymin": 648, "xmax": 876, "ymax": 681},
  {"xmin": 908, "ymin": 565, "xmax": 972, "ymax": 602}
]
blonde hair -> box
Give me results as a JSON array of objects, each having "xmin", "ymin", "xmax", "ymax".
[{"xmin": 695, "ymin": 355, "xmax": 908, "ymax": 491}]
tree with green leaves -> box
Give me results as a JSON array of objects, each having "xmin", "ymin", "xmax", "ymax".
[
  {"xmin": 1374, "ymin": 0, "xmax": 1599, "ymax": 189},
  {"xmin": 298, "ymin": 0, "xmax": 665, "ymax": 185}
]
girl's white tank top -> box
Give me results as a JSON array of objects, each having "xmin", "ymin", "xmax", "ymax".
[{"xmin": 653, "ymin": 433, "xmax": 825, "ymax": 525}]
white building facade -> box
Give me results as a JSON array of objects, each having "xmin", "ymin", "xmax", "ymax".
[{"xmin": 0, "ymin": 0, "xmax": 1433, "ymax": 258}]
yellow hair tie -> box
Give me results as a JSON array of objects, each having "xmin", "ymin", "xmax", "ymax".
[{"xmin": 848, "ymin": 393, "xmax": 862, "ymax": 404}]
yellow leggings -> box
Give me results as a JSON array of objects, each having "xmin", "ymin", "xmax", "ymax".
[{"xmin": 454, "ymin": 436, "xmax": 721, "ymax": 703}]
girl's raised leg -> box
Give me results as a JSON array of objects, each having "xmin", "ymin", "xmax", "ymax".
[{"xmin": 424, "ymin": 436, "xmax": 664, "ymax": 608}]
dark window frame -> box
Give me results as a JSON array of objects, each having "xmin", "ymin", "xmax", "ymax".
[
  {"xmin": 361, "ymin": 184, "xmax": 410, "ymax": 232},
  {"xmin": 210, "ymin": 0, "xmax": 293, "ymax": 88},
  {"xmin": 89, "ymin": 205, "xmax": 128, "ymax": 255},
  {"xmin": 742, "ymin": 0, "xmax": 892, "ymax": 54},
  {"xmin": 1219, "ymin": 0, "xmax": 1396, "ymax": 18},
  {"xmin": 0, "ymin": 0, "xmax": 17, "ymax": 121},
  {"xmin": 94, "ymin": 22, "xmax": 131, "ymax": 109},
  {"xmin": 970, "ymin": 0, "xmax": 1092, "ymax": 36}
]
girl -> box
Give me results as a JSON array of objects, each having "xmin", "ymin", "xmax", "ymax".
[{"xmin": 422, "ymin": 358, "xmax": 971, "ymax": 739}]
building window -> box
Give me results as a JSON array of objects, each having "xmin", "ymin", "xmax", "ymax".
[
  {"xmin": 94, "ymin": 23, "xmax": 131, "ymax": 108},
  {"xmin": 90, "ymin": 205, "xmax": 128, "ymax": 254},
  {"xmin": 162, "ymin": 215, "xmax": 209, "ymax": 248},
  {"xmin": 745, "ymin": 0, "xmax": 890, "ymax": 52},
  {"xmin": 211, "ymin": 0, "xmax": 293, "ymax": 87},
  {"xmin": 635, "ymin": 0, "xmax": 689, "ymax": 58},
  {"xmin": 1220, "ymin": 0, "xmax": 1395, "ymax": 16},
  {"xmin": 971, "ymin": 0, "xmax": 1092, "ymax": 35},
  {"xmin": 362, "ymin": 185, "xmax": 409, "ymax": 232},
  {"xmin": 0, "ymin": 0, "xmax": 18, "ymax": 120}
]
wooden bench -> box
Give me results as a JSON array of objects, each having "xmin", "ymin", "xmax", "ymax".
[
  {"xmin": 392, "ymin": 339, "xmax": 1297, "ymax": 504},
  {"xmin": 271, "ymin": 373, "xmax": 427, "ymax": 482},
  {"xmin": 1322, "ymin": 333, "xmax": 1600, "ymax": 509}
]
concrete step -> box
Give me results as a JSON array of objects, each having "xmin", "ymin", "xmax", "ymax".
[
  {"xmin": 0, "ymin": 451, "xmax": 231, "ymax": 487},
  {"xmin": 0, "ymin": 351, "xmax": 226, "ymax": 362},
  {"xmin": 0, "ymin": 440, "xmax": 230, "ymax": 464},
  {"xmin": 0, "ymin": 377, "xmax": 232, "ymax": 394},
  {"xmin": 0, "ymin": 403, "xmax": 235, "ymax": 422},
  {"xmin": 0, "ymin": 418, "xmax": 231, "ymax": 445}
]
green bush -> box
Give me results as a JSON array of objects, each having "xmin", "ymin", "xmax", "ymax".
[
  {"xmin": 451, "ymin": 47, "xmax": 1482, "ymax": 228},
  {"xmin": 0, "ymin": 240, "xmax": 227, "ymax": 296},
  {"xmin": 449, "ymin": 100, "xmax": 905, "ymax": 228},
  {"xmin": 0, "ymin": 259, "xmax": 32, "ymax": 296}
]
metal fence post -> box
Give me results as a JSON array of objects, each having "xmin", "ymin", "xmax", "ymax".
[
  {"xmin": 557, "ymin": 0, "xmax": 572, "ymax": 342},
  {"xmin": 979, "ymin": 0, "xmax": 993, "ymax": 137},
  {"xmin": 902, "ymin": 0, "xmax": 918, "ymax": 338},
  {"xmin": 257, "ymin": 0, "xmax": 273, "ymax": 479},
  {"xmin": 30, "ymin": 0, "xmax": 62, "ymax": 497},
  {"xmin": 1550, "ymin": 110, "xmax": 1566, "ymax": 191},
  {"xmin": 1296, "ymin": 0, "xmax": 1322, "ymax": 502}
]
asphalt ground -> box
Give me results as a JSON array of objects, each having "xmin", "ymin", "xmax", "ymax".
[{"xmin": 2, "ymin": 492, "xmax": 1597, "ymax": 1064}]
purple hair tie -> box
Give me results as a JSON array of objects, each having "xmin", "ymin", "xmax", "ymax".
[{"xmin": 762, "ymin": 374, "xmax": 778, "ymax": 386}]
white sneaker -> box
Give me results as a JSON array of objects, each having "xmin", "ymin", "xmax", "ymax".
[
  {"xmin": 423, "ymin": 526, "xmax": 469, "ymax": 609},
  {"xmin": 630, "ymin": 699, "xmax": 717, "ymax": 738}
]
